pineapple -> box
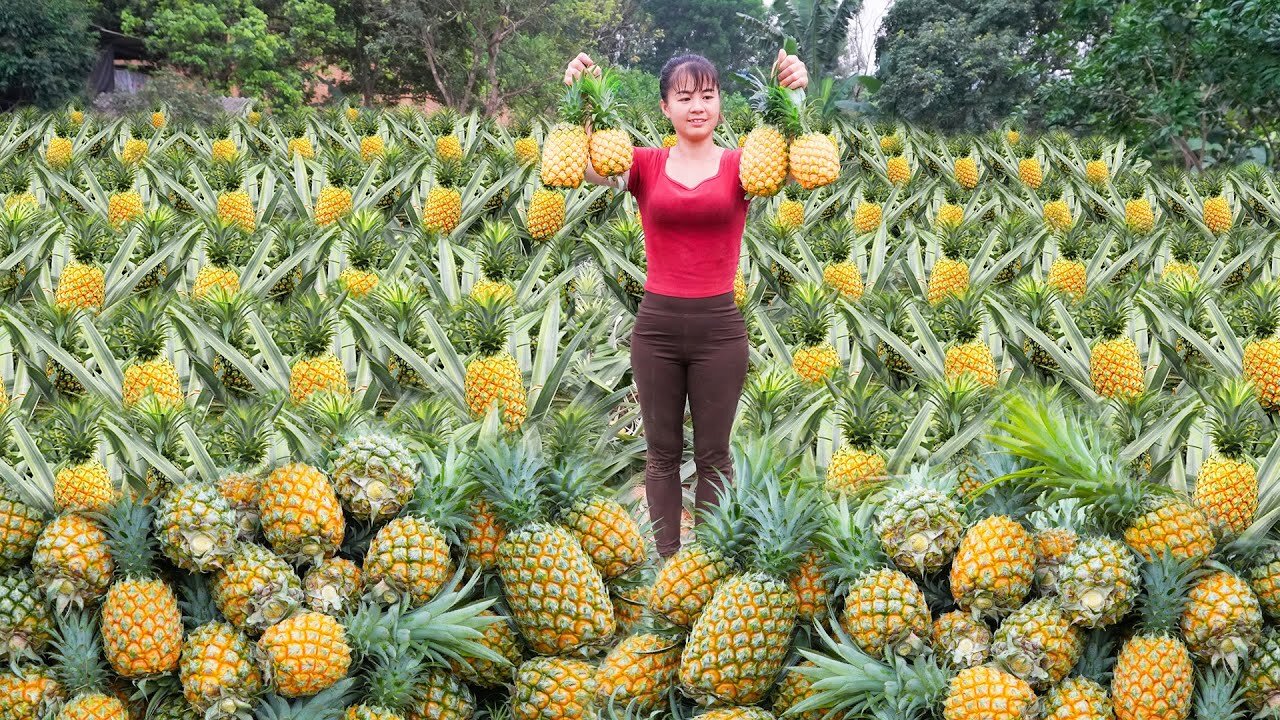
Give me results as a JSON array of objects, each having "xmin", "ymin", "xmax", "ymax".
[
  {"xmin": 315, "ymin": 150, "xmax": 360, "ymax": 227},
  {"xmin": 1242, "ymin": 629, "xmax": 1280, "ymax": 717},
  {"xmin": 852, "ymin": 180, "xmax": 887, "ymax": 234},
  {"xmin": 155, "ymin": 474, "xmax": 238, "ymax": 573},
  {"xmin": 1042, "ymin": 676, "xmax": 1113, "ymax": 720},
  {"xmin": 332, "ymin": 431, "xmax": 416, "ymax": 522},
  {"xmin": 511, "ymin": 116, "xmax": 539, "ymax": 166},
  {"xmin": 44, "ymin": 401, "xmax": 115, "ymax": 515},
  {"xmin": 952, "ymin": 142, "xmax": 980, "ymax": 189},
  {"xmin": 1160, "ymin": 226, "xmax": 1200, "ymax": 283},
  {"xmin": 1121, "ymin": 175, "xmax": 1155, "ymax": 234},
  {"xmin": 582, "ymin": 68, "xmax": 633, "ymax": 178},
  {"xmin": 927, "ymin": 229, "xmax": 972, "ymax": 304},
  {"xmin": 936, "ymin": 181, "xmax": 967, "ymax": 230},
  {"xmin": 819, "ymin": 221, "xmax": 864, "ymax": 300},
  {"xmin": 678, "ymin": 442, "xmax": 823, "ymax": 705},
  {"xmin": 931, "ymin": 611, "xmax": 993, "ymax": 668},
  {"xmin": 0, "ymin": 489, "xmax": 43, "ymax": 572},
  {"xmin": 407, "ymin": 667, "xmax": 475, "ymax": 720},
  {"xmin": 513, "ymin": 656, "xmax": 597, "ymax": 720},
  {"xmin": 1013, "ymin": 277, "xmax": 1063, "ymax": 373},
  {"xmin": 258, "ymin": 611, "xmax": 351, "ymax": 697},
  {"xmin": 45, "ymin": 135, "xmax": 74, "ymax": 168},
  {"xmin": 739, "ymin": 53, "xmax": 803, "ymax": 198},
  {"xmin": 47, "ymin": 610, "xmax": 128, "ymax": 720},
  {"xmin": 1193, "ymin": 379, "xmax": 1261, "ymax": 536},
  {"xmin": 98, "ymin": 498, "xmax": 182, "ymax": 678},
  {"xmin": 55, "ymin": 216, "xmax": 108, "ymax": 312},
  {"xmin": 101, "ymin": 156, "xmax": 143, "ymax": 227},
  {"xmin": 1201, "ymin": 173, "xmax": 1233, "ymax": 234},
  {"xmin": 770, "ymin": 660, "xmax": 825, "ymax": 720},
  {"xmin": 211, "ymin": 543, "xmax": 304, "ymax": 633},
  {"xmin": 886, "ymin": 154, "xmax": 912, "ymax": 186},
  {"xmin": 258, "ymin": 461, "xmax": 344, "ymax": 565},
  {"xmin": 594, "ymin": 631, "xmax": 681, "ymax": 712},
  {"xmin": 991, "ymin": 597, "xmax": 1083, "ymax": 690},
  {"xmin": 180, "ymin": 622, "xmax": 265, "ymax": 717},
  {"xmin": 116, "ymin": 294, "xmax": 183, "ymax": 408},
  {"xmin": 543, "ymin": 458, "xmax": 646, "ymax": 582},
  {"xmin": 422, "ymin": 156, "xmax": 465, "ymax": 235},
  {"xmin": 540, "ymin": 80, "xmax": 589, "ymax": 189},
  {"xmin": 1087, "ymin": 285, "xmax": 1146, "ymax": 399},
  {"xmin": 209, "ymin": 156, "xmax": 255, "ymax": 232},
  {"xmin": 473, "ymin": 437, "xmax": 615, "ymax": 655},
  {"xmin": 825, "ymin": 500, "xmax": 932, "ymax": 659},
  {"xmin": 339, "ymin": 209, "xmax": 390, "ymax": 298},
  {"xmin": 1112, "ymin": 556, "xmax": 1197, "ymax": 720},
  {"xmin": 303, "ymin": 557, "xmax": 363, "ymax": 615},
  {"xmin": 944, "ymin": 665, "xmax": 1039, "ymax": 720},
  {"xmin": 462, "ymin": 293, "xmax": 527, "ymax": 431},
  {"xmin": 525, "ymin": 186, "xmax": 565, "ymax": 241},
  {"xmin": 1180, "ymin": 568, "xmax": 1262, "ymax": 669},
  {"xmin": 940, "ymin": 290, "xmax": 999, "ymax": 388},
  {"xmin": 362, "ymin": 450, "xmax": 471, "ymax": 606},
  {"xmin": 430, "ymin": 108, "xmax": 464, "ymax": 161},
  {"xmin": 0, "ymin": 572, "xmax": 53, "ymax": 662},
  {"xmin": 472, "ymin": 218, "xmax": 520, "ymax": 304},
  {"xmin": 191, "ymin": 218, "xmax": 249, "ymax": 300},
  {"xmin": 286, "ymin": 293, "xmax": 350, "ymax": 404},
  {"xmin": 778, "ymin": 184, "xmax": 805, "ymax": 229},
  {"xmin": 1239, "ymin": 281, "xmax": 1280, "ymax": 411},
  {"xmin": 950, "ymin": 512, "xmax": 1036, "ymax": 618},
  {"xmin": 1054, "ymin": 535, "xmax": 1140, "ymax": 628},
  {"xmin": 1083, "ymin": 137, "xmax": 1110, "ymax": 186},
  {"xmin": 787, "ymin": 281, "xmax": 840, "ymax": 384},
  {"xmin": 1047, "ymin": 228, "xmax": 1089, "ymax": 301},
  {"xmin": 1018, "ymin": 144, "xmax": 1044, "ymax": 189},
  {"xmin": 873, "ymin": 466, "xmax": 964, "ymax": 576},
  {"xmin": 825, "ymin": 383, "xmax": 895, "ymax": 495}
]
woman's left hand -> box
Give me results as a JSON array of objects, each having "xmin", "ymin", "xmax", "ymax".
[{"xmin": 773, "ymin": 49, "xmax": 808, "ymax": 90}]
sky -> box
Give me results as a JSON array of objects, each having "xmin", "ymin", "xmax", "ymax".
[{"xmin": 857, "ymin": 0, "xmax": 894, "ymax": 72}]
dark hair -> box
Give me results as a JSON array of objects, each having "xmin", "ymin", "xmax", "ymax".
[{"xmin": 659, "ymin": 55, "xmax": 720, "ymax": 102}]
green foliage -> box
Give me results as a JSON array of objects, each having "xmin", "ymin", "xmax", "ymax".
[
  {"xmin": 1028, "ymin": 0, "xmax": 1280, "ymax": 169},
  {"xmin": 91, "ymin": 69, "xmax": 228, "ymax": 125},
  {"xmin": 636, "ymin": 0, "xmax": 771, "ymax": 94},
  {"xmin": 0, "ymin": 0, "xmax": 97, "ymax": 109},
  {"xmin": 874, "ymin": 0, "xmax": 1058, "ymax": 132}
]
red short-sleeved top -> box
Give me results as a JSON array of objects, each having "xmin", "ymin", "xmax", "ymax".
[{"xmin": 625, "ymin": 145, "xmax": 751, "ymax": 298}]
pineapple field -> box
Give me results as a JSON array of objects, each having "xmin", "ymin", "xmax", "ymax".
[{"xmin": 0, "ymin": 90, "xmax": 1279, "ymax": 720}]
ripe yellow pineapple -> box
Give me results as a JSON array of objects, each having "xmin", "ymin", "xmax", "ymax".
[
  {"xmin": 778, "ymin": 197, "xmax": 805, "ymax": 228},
  {"xmin": 853, "ymin": 181, "xmax": 887, "ymax": 234},
  {"xmin": 359, "ymin": 134, "xmax": 384, "ymax": 162},
  {"xmin": 679, "ymin": 444, "xmax": 823, "ymax": 705},
  {"xmin": 315, "ymin": 150, "xmax": 360, "ymax": 227},
  {"xmin": 46, "ymin": 136, "xmax": 74, "ymax": 168},
  {"xmin": 121, "ymin": 138, "xmax": 148, "ymax": 166},
  {"xmin": 824, "ymin": 384, "xmax": 894, "ymax": 495},
  {"xmin": 1179, "ymin": 569, "xmax": 1262, "ymax": 668},
  {"xmin": 462, "ymin": 293, "xmax": 526, "ymax": 430},
  {"xmin": 1047, "ymin": 228, "xmax": 1090, "ymax": 301},
  {"xmin": 1193, "ymin": 379, "xmax": 1260, "ymax": 536},
  {"xmin": 209, "ymin": 156, "xmax": 255, "ymax": 232},
  {"xmin": 927, "ymin": 230, "xmax": 972, "ymax": 304},
  {"xmin": 739, "ymin": 54, "xmax": 803, "ymax": 198},
  {"xmin": 211, "ymin": 136, "xmax": 238, "ymax": 163},
  {"xmin": 45, "ymin": 401, "xmax": 115, "ymax": 514},
  {"xmin": 32, "ymin": 513, "xmax": 115, "ymax": 611},
  {"xmin": 1112, "ymin": 557, "xmax": 1196, "ymax": 720},
  {"xmin": 1201, "ymin": 181, "xmax": 1233, "ymax": 234},
  {"xmin": 1041, "ymin": 179, "xmax": 1074, "ymax": 232},
  {"xmin": 118, "ymin": 295, "xmax": 183, "ymax": 409},
  {"xmin": 581, "ymin": 68, "xmax": 633, "ymax": 178},
  {"xmin": 990, "ymin": 597, "xmax": 1082, "ymax": 689},
  {"xmin": 422, "ymin": 156, "xmax": 465, "ymax": 234},
  {"xmin": 944, "ymin": 665, "xmax": 1038, "ymax": 720},
  {"xmin": 788, "ymin": 281, "xmax": 841, "ymax": 384},
  {"xmin": 258, "ymin": 462, "xmax": 345, "ymax": 564},
  {"xmin": 100, "ymin": 157, "xmax": 142, "ymax": 227},
  {"xmin": 594, "ymin": 632, "xmax": 681, "ymax": 712},
  {"xmin": 950, "ymin": 514, "xmax": 1036, "ymax": 617},
  {"xmin": 525, "ymin": 186, "xmax": 565, "ymax": 241},
  {"xmin": 286, "ymin": 293, "xmax": 349, "ymax": 404},
  {"xmin": 474, "ymin": 439, "xmax": 615, "ymax": 656},
  {"xmin": 99, "ymin": 498, "xmax": 182, "ymax": 678},
  {"xmin": 513, "ymin": 656, "xmax": 597, "ymax": 720},
  {"xmin": 886, "ymin": 154, "xmax": 911, "ymax": 186},
  {"xmin": 1240, "ymin": 281, "xmax": 1280, "ymax": 411},
  {"xmin": 1087, "ymin": 286, "xmax": 1146, "ymax": 399},
  {"xmin": 303, "ymin": 557, "xmax": 362, "ymax": 614},
  {"xmin": 180, "ymin": 622, "xmax": 264, "ymax": 714},
  {"xmin": 191, "ymin": 218, "xmax": 247, "ymax": 301},
  {"xmin": 540, "ymin": 81, "xmax": 589, "ymax": 189},
  {"xmin": 258, "ymin": 612, "xmax": 351, "ymax": 697},
  {"xmin": 338, "ymin": 209, "xmax": 389, "ymax": 299},
  {"xmin": 940, "ymin": 290, "xmax": 999, "ymax": 388},
  {"xmin": 932, "ymin": 611, "xmax": 993, "ymax": 668},
  {"xmin": 1018, "ymin": 146, "xmax": 1044, "ymax": 189},
  {"xmin": 211, "ymin": 544, "xmax": 304, "ymax": 633}
]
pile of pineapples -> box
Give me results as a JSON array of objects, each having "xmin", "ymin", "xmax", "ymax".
[{"xmin": 0, "ymin": 78, "xmax": 1277, "ymax": 720}]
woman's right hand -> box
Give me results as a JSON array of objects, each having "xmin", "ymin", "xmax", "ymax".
[{"xmin": 564, "ymin": 53, "xmax": 602, "ymax": 86}]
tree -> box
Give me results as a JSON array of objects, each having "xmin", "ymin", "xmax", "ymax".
[
  {"xmin": 1028, "ymin": 0, "xmax": 1280, "ymax": 168},
  {"xmin": 0, "ymin": 0, "xmax": 96, "ymax": 109},
  {"xmin": 746, "ymin": 0, "xmax": 861, "ymax": 81},
  {"xmin": 873, "ymin": 0, "xmax": 1058, "ymax": 132},
  {"xmin": 119, "ymin": 0, "xmax": 342, "ymax": 106},
  {"xmin": 637, "ymin": 0, "xmax": 770, "ymax": 93}
]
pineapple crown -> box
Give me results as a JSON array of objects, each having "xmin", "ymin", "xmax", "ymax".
[
  {"xmin": 1204, "ymin": 378, "xmax": 1260, "ymax": 461},
  {"xmin": 730, "ymin": 438, "xmax": 824, "ymax": 578},
  {"xmin": 1081, "ymin": 135, "xmax": 1106, "ymax": 160},
  {"xmin": 324, "ymin": 148, "xmax": 363, "ymax": 188},
  {"xmin": 1116, "ymin": 173, "xmax": 1147, "ymax": 200},
  {"xmin": 471, "ymin": 433, "xmax": 548, "ymax": 530},
  {"xmin": 100, "ymin": 155, "xmax": 137, "ymax": 193},
  {"xmin": 1158, "ymin": 273, "xmax": 1207, "ymax": 326},
  {"xmin": 206, "ymin": 154, "xmax": 247, "ymax": 192},
  {"xmin": 357, "ymin": 651, "xmax": 430, "ymax": 713},
  {"xmin": 288, "ymin": 293, "xmax": 339, "ymax": 358},
  {"xmin": 544, "ymin": 403, "xmax": 603, "ymax": 464},
  {"xmin": 1055, "ymin": 225, "xmax": 1092, "ymax": 262},
  {"xmin": 926, "ymin": 374, "xmax": 990, "ymax": 444},
  {"xmin": 426, "ymin": 107, "xmax": 459, "ymax": 135},
  {"xmin": 50, "ymin": 609, "xmax": 112, "ymax": 695},
  {"xmin": 130, "ymin": 395, "xmax": 188, "ymax": 464},
  {"xmin": 938, "ymin": 226, "xmax": 974, "ymax": 261},
  {"xmin": 211, "ymin": 398, "xmax": 276, "ymax": 470},
  {"xmin": 835, "ymin": 380, "xmax": 899, "ymax": 451},
  {"xmin": 554, "ymin": 79, "xmax": 590, "ymax": 126},
  {"xmin": 947, "ymin": 134, "xmax": 974, "ymax": 158},
  {"xmin": 198, "ymin": 285, "xmax": 252, "ymax": 349},
  {"xmin": 97, "ymin": 497, "xmax": 161, "ymax": 579},
  {"xmin": 40, "ymin": 399, "xmax": 103, "ymax": 465},
  {"xmin": 374, "ymin": 281, "xmax": 425, "ymax": 339},
  {"xmin": 136, "ymin": 205, "xmax": 179, "ymax": 248},
  {"xmin": 580, "ymin": 66, "xmax": 628, "ymax": 132},
  {"xmin": 1108, "ymin": 390, "xmax": 1168, "ymax": 452},
  {"xmin": 990, "ymin": 391, "xmax": 1166, "ymax": 535},
  {"xmin": 36, "ymin": 299, "xmax": 86, "ymax": 350},
  {"xmin": 301, "ymin": 390, "xmax": 368, "ymax": 455},
  {"xmin": 433, "ymin": 155, "xmax": 468, "ymax": 190},
  {"xmin": 1012, "ymin": 276, "xmax": 1059, "ymax": 327},
  {"xmin": 403, "ymin": 443, "xmax": 477, "ymax": 542},
  {"xmin": 818, "ymin": 496, "xmax": 890, "ymax": 587},
  {"xmin": 114, "ymin": 293, "xmax": 170, "ymax": 361},
  {"xmin": 786, "ymin": 280, "xmax": 834, "ymax": 346},
  {"xmin": 739, "ymin": 364, "xmax": 802, "ymax": 436},
  {"xmin": 1038, "ymin": 176, "xmax": 1065, "ymax": 201},
  {"xmin": 1236, "ymin": 280, "xmax": 1280, "ymax": 339},
  {"xmin": 0, "ymin": 157, "xmax": 31, "ymax": 194},
  {"xmin": 464, "ymin": 292, "xmax": 514, "ymax": 357},
  {"xmin": 203, "ymin": 216, "xmax": 252, "ymax": 268},
  {"xmin": 476, "ymin": 218, "xmax": 518, "ymax": 281},
  {"xmin": 542, "ymin": 456, "xmax": 608, "ymax": 515},
  {"xmin": 341, "ymin": 209, "xmax": 389, "ymax": 271},
  {"xmin": 937, "ymin": 289, "xmax": 987, "ymax": 343},
  {"xmin": 1084, "ymin": 283, "xmax": 1133, "ymax": 341},
  {"xmin": 1166, "ymin": 224, "xmax": 1202, "ymax": 263},
  {"xmin": 1133, "ymin": 554, "xmax": 1205, "ymax": 635},
  {"xmin": 387, "ymin": 397, "xmax": 456, "ymax": 456},
  {"xmin": 739, "ymin": 57, "xmax": 804, "ymax": 140}
]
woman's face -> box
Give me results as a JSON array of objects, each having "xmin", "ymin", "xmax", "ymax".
[{"xmin": 661, "ymin": 79, "xmax": 721, "ymax": 143}]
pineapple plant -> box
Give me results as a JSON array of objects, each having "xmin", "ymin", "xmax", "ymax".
[
  {"xmin": 950, "ymin": 136, "xmax": 980, "ymax": 189},
  {"xmin": 1047, "ymin": 227, "xmax": 1090, "ymax": 301},
  {"xmin": 581, "ymin": 67, "xmax": 633, "ymax": 178},
  {"xmin": 209, "ymin": 155, "xmax": 255, "ymax": 232},
  {"xmin": 1018, "ymin": 143, "xmax": 1044, "ymax": 189},
  {"xmin": 1161, "ymin": 225, "xmax": 1201, "ymax": 283},
  {"xmin": 98, "ymin": 498, "xmax": 182, "ymax": 678},
  {"xmin": 820, "ymin": 221, "xmax": 864, "ymax": 300},
  {"xmin": 927, "ymin": 229, "xmax": 972, "ymax": 305},
  {"xmin": 824, "ymin": 382, "xmax": 895, "ymax": 495},
  {"xmin": 1083, "ymin": 136, "xmax": 1110, "ymax": 186},
  {"xmin": 55, "ymin": 216, "xmax": 108, "ymax": 312},
  {"xmin": 1086, "ymin": 284, "xmax": 1147, "ymax": 400},
  {"xmin": 473, "ymin": 436, "xmax": 616, "ymax": 655},
  {"xmin": 1201, "ymin": 173, "xmax": 1233, "ymax": 235},
  {"xmin": 191, "ymin": 218, "xmax": 249, "ymax": 301},
  {"xmin": 47, "ymin": 609, "xmax": 129, "ymax": 720},
  {"xmin": 1112, "ymin": 556, "xmax": 1197, "ymax": 720},
  {"xmin": 787, "ymin": 281, "xmax": 841, "ymax": 384},
  {"xmin": 101, "ymin": 156, "xmax": 143, "ymax": 227},
  {"xmin": 939, "ymin": 289, "xmax": 999, "ymax": 388},
  {"xmin": 286, "ymin": 293, "xmax": 350, "ymax": 404},
  {"xmin": 1013, "ymin": 277, "xmax": 1063, "ymax": 374},
  {"xmin": 1239, "ymin": 280, "xmax": 1280, "ymax": 411},
  {"xmin": 462, "ymin": 293, "xmax": 527, "ymax": 431},
  {"xmin": 45, "ymin": 134, "xmax": 74, "ymax": 169},
  {"xmin": 43, "ymin": 400, "xmax": 115, "ymax": 515},
  {"xmin": 1193, "ymin": 378, "xmax": 1261, "ymax": 537},
  {"xmin": 472, "ymin": 218, "xmax": 520, "ymax": 304},
  {"xmin": 525, "ymin": 185, "xmax": 566, "ymax": 241},
  {"xmin": 1179, "ymin": 568, "xmax": 1262, "ymax": 668},
  {"xmin": 338, "ymin": 209, "xmax": 390, "ymax": 298},
  {"xmin": 678, "ymin": 442, "xmax": 823, "ymax": 705},
  {"xmin": 315, "ymin": 149, "xmax": 360, "ymax": 227},
  {"xmin": 1121, "ymin": 174, "xmax": 1155, "ymax": 234},
  {"xmin": 423, "ymin": 156, "xmax": 465, "ymax": 235},
  {"xmin": 852, "ymin": 180, "xmax": 887, "ymax": 234},
  {"xmin": 429, "ymin": 107, "xmax": 463, "ymax": 161},
  {"xmin": 540, "ymin": 80, "xmax": 589, "ymax": 189},
  {"xmin": 543, "ymin": 458, "xmax": 646, "ymax": 582},
  {"xmin": 199, "ymin": 286, "xmax": 257, "ymax": 395},
  {"xmin": 115, "ymin": 294, "xmax": 183, "ymax": 409},
  {"xmin": 936, "ymin": 181, "xmax": 967, "ymax": 230},
  {"xmin": 777, "ymin": 184, "xmax": 805, "ymax": 229},
  {"xmin": 511, "ymin": 116, "xmax": 539, "ymax": 166}
]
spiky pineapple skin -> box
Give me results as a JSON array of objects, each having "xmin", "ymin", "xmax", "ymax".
[
  {"xmin": 191, "ymin": 265, "xmax": 239, "ymax": 301},
  {"xmin": 1048, "ymin": 260, "xmax": 1087, "ymax": 301},
  {"xmin": 594, "ymin": 632, "xmax": 680, "ymax": 712},
  {"xmin": 1125, "ymin": 199, "xmax": 1154, "ymax": 233},
  {"xmin": 876, "ymin": 489, "xmax": 964, "ymax": 576},
  {"xmin": 1193, "ymin": 456, "xmax": 1257, "ymax": 536},
  {"xmin": 56, "ymin": 693, "xmax": 128, "ymax": 720},
  {"xmin": 954, "ymin": 156, "xmax": 979, "ymax": 188},
  {"xmin": 1202, "ymin": 195, "xmax": 1232, "ymax": 233},
  {"xmin": 588, "ymin": 128, "xmax": 632, "ymax": 178},
  {"xmin": 53, "ymin": 462, "xmax": 115, "ymax": 515},
  {"xmin": 822, "ymin": 262, "xmax": 864, "ymax": 300},
  {"xmin": 740, "ymin": 126, "xmax": 788, "ymax": 197},
  {"xmin": 258, "ymin": 463, "xmax": 344, "ymax": 564},
  {"xmin": 789, "ymin": 134, "xmax": 839, "ymax": 190},
  {"xmin": 928, "ymin": 258, "xmax": 970, "ymax": 304},
  {"xmin": 1241, "ymin": 630, "xmax": 1280, "ymax": 717},
  {"xmin": 497, "ymin": 523, "xmax": 615, "ymax": 655},
  {"xmin": 423, "ymin": 188, "xmax": 462, "ymax": 234},
  {"xmin": 1243, "ymin": 338, "xmax": 1280, "ymax": 411},
  {"xmin": 1042, "ymin": 677, "xmax": 1113, "ymax": 720},
  {"xmin": 315, "ymin": 186, "xmax": 353, "ymax": 226},
  {"xmin": 886, "ymin": 155, "xmax": 911, "ymax": 185},
  {"xmin": 526, "ymin": 188, "xmax": 565, "ymax": 240},
  {"xmin": 1055, "ymin": 536, "xmax": 1139, "ymax": 628},
  {"xmin": 464, "ymin": 354, "xmax": 526, "ymax": 430},
  {"xmin": 950, "ymin": 516, "xmax": 1035, "ymax": 617},
  {"xmin": 824, "ymin": 447, "xmax": 886, "ymax": 495},
  {"xmin": 217, "ymin": 191, "xmax": 255, "ymax": 231},
  {"xmin": 792, "ymin": 344, "xmax": 839, "ymax": 384},
  {"xmin": 770, "ymin": 660, "xmax": 824, "ymax": 720},
  {"xmin": 180, "ymin": 621, "xmax": 264, "ymax": 714},
  {"xmin": 1090, "ymin": 338, "xmax": 1145, "ymax": 399},
  {"xmin": 211, "ymin": 544, "xmax": 303, "ymax": 633},
  {"xmin": 778, "ymin": 199, "xmax": 804, "ymax": 228},
  {"xmin": 540, "ymin": 124, "xmax": 588, "ymax": 188},
  {"xmin": 289, "ymin": 353, "xmax": 348, "ymax": 405},
  {"xmin": 840, "ymin": 568, "xmax": 931, "ymax": 659},
  {"xmin": 943, "ymin": 665, "xmax": 1038, "ymax": 720},
  {"xmin": 1250, "ymin": 549, "xmax": 1280, "ymax": 621},
  {"xmin": 1112, "ymin": 635, "xmax": 1193, "ymax": 720},
  {"xmin": 101, "ymin": 578, "xmax": 182, "ymax": 677},
  {"xmin": 122, "ymin": 358, "xmax": 182, "ymax": 408},
  {"xmin": 258, "ymin": 611, "xmax": 350, "ymax": 698},
  {"xmin": 561, "ymin": 497, "xmax": 646, "ymax": 581},
  {"xmin": 0, "ymin": 498, "xmax": 42, "ymax": 571},
  {"xmin": 107, "ymin": 191, "xmax": 142, "ymax": 226},
  {"xmin": 338, "ymin": 267, "xmax": 378, "ymax": 298},
  {"xmin": 331, "ymin": 434, "xmax": 416, "ymax": 522},
  {"xmin": 789, "ymin": 548, "xmax": 832, "ymax": 622},
  {"xmin": 679, "ymin": 572, "xmax": 797, "ymax": 705},
  {"xmin": 0, "ymin": 668, "xmax": 61, "ymax": 719},
  {"xmin": 157, "ymin": 482, "xmax": 237, "ymax": 572},
  {"xmin": 408, "ymin": 667, "xmax": 475, "ymax": 720},
  {"xmin": 55, "ymin": 262, "xmax": 105, "ymax": 311},
  {"xmin": 945, "ymin": 341, "xmax": 999, "ymax": 388},
  {"xmin": 650, "ymin": 543, "xmax": 731, "ymax": 627},
  {"xmin": 303, "ymin": 557, "xmax": 363, "ymax": 615},
  {"xmin": 0, "ymin": 572, "xmax": 52, "ymax": 660},
  {"xmin": 513, "ymin": 656, "xmax": 597, "ymax": 720},
  {"xmin": 991, "ymin": 598, "xmax": 1082, "ymax": 689},
  {"xmin": 1019, "ymin": 158, "xmax": 1044, "ymax": 189},
  {"xmin": 31, "ymin": 513, "xmax": 114, "ymax": 609},
  {"xmin": 463, "ymin": 498, "xmax": 505, "ymax": 572},
  {"xmin": 853, "ymin": 201, "xmax": 882, "ymax": 233},
  {"xmin": 1122, "ymin": 498, "xmax": 1214, "ymax": 565},
  {"xmin": 1179, "ymin": 570, "xmax": 1262, "ymax": 666},
  {"xmin": 362, "ymin": 516, "xmax": 452, "ymax": 606}
]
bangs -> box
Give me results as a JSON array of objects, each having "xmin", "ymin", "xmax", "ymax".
[{"xmin": 669, "ymin": 65, "xmax": 719, "ymax": 95}]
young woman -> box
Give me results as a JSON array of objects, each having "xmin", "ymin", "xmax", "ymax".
[{"xmin": 563, "ymin": 49, "xmax": 809, "ymax": 558}]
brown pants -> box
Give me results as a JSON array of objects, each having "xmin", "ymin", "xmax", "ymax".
[{"xmin": 630, "ymin": 290, "xmax": 749, "ymax": 557}]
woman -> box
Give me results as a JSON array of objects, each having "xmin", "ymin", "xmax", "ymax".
[{"xmin": 563, "ymin": 49, "xmax": 809, "ymax": 558}]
